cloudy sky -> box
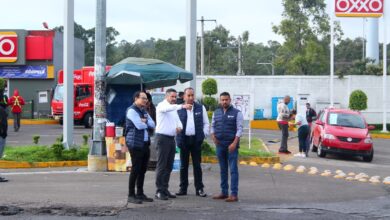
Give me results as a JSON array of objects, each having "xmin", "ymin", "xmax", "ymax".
[{"xmin": 2, "ymin": 0, "xmax": 389, "ymax": 44}]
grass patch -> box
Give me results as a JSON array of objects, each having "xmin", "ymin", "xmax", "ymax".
[
  {"xmin": 369, "ymin": 130, "xmax": 390, "ymax": 134},
  {"xmin": 1, "ymin": 145, "xmax": 89, "ymax": 163},
  {"xmin": 202, "ymin": 137, "xmax": 274, "ymax": 157}
]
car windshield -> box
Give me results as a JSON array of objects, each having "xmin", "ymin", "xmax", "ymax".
[
  {"xmin": 328, "ymin": 113, "xmax": 366, "ymax": 129},
  {"xmin": 53, "ymin": 85, "xmax": 64, "ymax": 101}
]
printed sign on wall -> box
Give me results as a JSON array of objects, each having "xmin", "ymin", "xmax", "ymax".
[
  {"xmin": 0, "ymin": 65, "xmax": 47, "ymax": 78},
  {"xmin": 0, "ymin": 32, "xmax": 18, "ymax": 63},
  {"xmin": 233, "ymin": 95, "xmax": 251, "ymax": 120}
]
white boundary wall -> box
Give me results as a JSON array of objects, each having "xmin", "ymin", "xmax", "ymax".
[{"xmin": 174, "ymin": 75, "xmax": 389, "ymax": 124}]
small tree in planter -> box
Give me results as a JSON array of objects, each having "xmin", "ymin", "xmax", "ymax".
[
  {"xmin": 349, "ymin": 90, "xmax": 367, "ymax": 111},
  {"xmin": 202, "ymin": 78, "xmax": 218, "ymax": 111}
]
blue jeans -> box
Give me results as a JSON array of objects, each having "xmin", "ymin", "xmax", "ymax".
[{"xmin": 216, "ymin": 144, "xmax": 239, "ymax": 196}]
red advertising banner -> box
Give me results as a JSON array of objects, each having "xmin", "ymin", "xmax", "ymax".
[
  {"xmin": 335, "ymin": 0, "xmax": 384, "ymax": 17},
  {"xmin": 0, "ymin": 32, "xmax": 18, "ymax": 63}
]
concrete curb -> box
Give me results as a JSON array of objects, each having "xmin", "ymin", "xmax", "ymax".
[
  {"xmin": 8, "ymin": 119, "xmax": 59, "ymax": 125},
  {"xmin": 0, "ymin": 160, "xmax": 87, "ymax": 169},
  {"xmin": 202, "ymin": 156, "xmax": 280, "ymax": 164}
]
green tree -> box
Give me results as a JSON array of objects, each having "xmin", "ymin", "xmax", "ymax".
[
  {"xmin": 272, "ymin": 0, "xmax": 343, "ymax": 75},
  {"xmin": 349, "ymin": 90, "xmax": 368, "ymax": 111},
  {"xmin": 201, "ymin": 78, "xmax": 218, "ymax": 111}
]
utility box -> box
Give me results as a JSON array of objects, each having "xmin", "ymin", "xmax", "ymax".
[{"xmin": 297, "ymin": 94, "xmax": 310, "ymax": 116}]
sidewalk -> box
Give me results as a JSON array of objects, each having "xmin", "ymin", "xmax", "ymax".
[{"xmin": 265, "ymin": 135, "xmax": 299, "ymax": 163}]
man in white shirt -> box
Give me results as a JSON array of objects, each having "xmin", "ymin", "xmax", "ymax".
[
  {"xmin": 155, "ymin": 88, "xmax": 192, "ymax": 200},
  {"xmin": 175, "ymin": 88, "xmax": 209, "ymax": 197}
]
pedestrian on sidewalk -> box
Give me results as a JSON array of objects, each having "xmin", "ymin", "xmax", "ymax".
[
  {"xmin": 154, "ymin": 88, "xmax": 192, "ymax": 200},
  {"xmin": 289, "ymin": 109, "xmax": 310, "ymax": 157},
  {"xmin": 8, "ymin": 89, "xmax": 25, "ymax": 132},
  {"xmin": 305, "ymin": 103, "xmax": 317, "ymax": 154},
  {"xmin": 277, "ymin": 96, "xmax": 291, "ymax": 154},
  {"xmin": 125, "ymin": 91, "xmax": 156, "ymax": 204},
  {"xmin": 175, "ymin": 87, "xmax": 209, "ymax": 198},
  {"xmin": 0, "ymin": 106, "xmax": 8, "ymax": 182},
  {"xmin": 211, "ymin": 92, "xmax": 243, "ymax": 202}
]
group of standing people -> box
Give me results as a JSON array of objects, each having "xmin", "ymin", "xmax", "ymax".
[
  {"xmin": 125, "ymin": 88, "xmax": 243, "ymax": 204},
  {"xmin": 277, "ymin": 96, "xmax": 317, "ymax": 157},
  {"xmin": 0, "ymin": 89, "xmax": 25, "ymax": 183}
]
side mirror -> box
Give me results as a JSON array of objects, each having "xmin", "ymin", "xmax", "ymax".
[
  {"xmin": 367, "ymin": 125, "xmax": 375, "ymax": 130},
  {"xmin": 316, "ymin": 120, "xmax": 324, "ymax": 126}
]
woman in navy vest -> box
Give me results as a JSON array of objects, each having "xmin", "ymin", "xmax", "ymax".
[
  {"xmin": 211, "ymin": 92, "xmax": 243, "ymax": 202},
  {"xmin": 125, "ymin": 91, "xmax": 155, "ymax": 204}
]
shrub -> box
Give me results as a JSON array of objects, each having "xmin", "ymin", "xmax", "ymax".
[
  {"xmin": 201, "ymin": 141, "xmax": 214, "ymax": 155},
  {"xmin": 82, "ymin": 134, "xmax": 89, "ymax": 146},
  {"xmin": 0, "ymin": 78, "xmax": 6, "ymax": 91},
  {"xmin": 203, "ymin": 97, "xmax": 218, "ymax": 111},
  {"xmin": 32, "ymin": 135, "xmax": 40, "ymax": 145},
  {"xmin": 349, "ymin": 90, "xmax": 367, "ymax": 111},
  {"xmin": 202, "ymin": 78, "xmax": 218, "ymax": 96},
  {"xmin": 56, "ymin": 134, "xmax": 63, "ymax": 143},
  {"xmin": 51, "ymin": 142, "xmax": 64, "ymax": 159}
]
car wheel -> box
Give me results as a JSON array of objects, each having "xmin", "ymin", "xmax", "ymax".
[
  {"xmin": 317, "ymin": 140, "xmax": 326, "ymax": 158},
  {"xmin": 311, "ymin": 137, "xmax": 318, "ymax": 152},
  {"xmin": 363, "ymin": 149, "xmax": 374, "ymax": 162},
  {"xmin": 84, "ymin": 113, "xmax": 93, "ymax": 128}
]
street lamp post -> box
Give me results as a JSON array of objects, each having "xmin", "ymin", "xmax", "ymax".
[{"xmin": 198, "ymin": 16, "xmax": 216, "ymax": 76}]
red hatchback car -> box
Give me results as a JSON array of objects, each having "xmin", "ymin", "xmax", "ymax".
[{"xmin": 311, "ymin": 108, "xmax": 375, "ymax": 162}]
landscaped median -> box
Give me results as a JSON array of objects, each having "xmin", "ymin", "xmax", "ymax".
[{"xmin": 0, "ymin": 137, "xmax": 279, "ymax": 169}]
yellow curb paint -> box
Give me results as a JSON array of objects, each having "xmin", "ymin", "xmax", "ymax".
[
  {"xmin": 239, "ymin": 161, "xmax": 248, "ymax": 165},
  {"xmin": 250, "ymin": 120, "xmax": 279, "ymax": 130},
  {"xmin": 321, "ymin": 170, "xmax": 332, "ymax": 177},
  {"xmin": 283, "ymin": 164, "xmax": 295, "ymax": 171},
  {"xmin": 334, "ymin": 173, "xmax": 346, "ymax": 179},
  {"xmin": 371, "ymin": 133, "xmax": 390, "ymax": 139},
  {"xmin": 0, "ymin": 160, "xmax": 87, "ymax": 169},
  {"xmin": 8, "ymin": 119, "xmax": 59, "ymax": 125},
  {"xmin": 359, "ymin": 178, "xmax": 368, "ymax": 182},
  {"xmin": 249, "ymin": 161, "xmax": 258, "ymax": 166},
  {"xmin": 273, "ymin": 163, "xmax": 282, "ymax": 170},
  {"xmin": 261, "ymin": 163, "xmax": 270, "ymax": 168}
]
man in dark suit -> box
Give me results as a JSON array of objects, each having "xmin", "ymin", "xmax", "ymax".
[{"xmin": 175, "ymin": 87, "xmax": 209, "ymax": 197}]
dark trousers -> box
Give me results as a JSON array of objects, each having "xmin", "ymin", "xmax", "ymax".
[
  {"xmin": 298, "ymin": 125, "xmax": 310, "ymax": 153},
  {"xmin": 13, "ymin": 113, "xmax": 21, "ymax": 132},
  {"xmin": 128, "ymin": 144, "xmax": 150, "ymax": 196},
  {"xmin": 278, "ymin": 123, "xmax": 289, "ymax": 152},
  {"xmin": 155, "ymin": 134, "xmax": 176, "ymax": 194},
  {"xmin": 179, "ymin": 136, "xmax": 204, "ymax": 191}
]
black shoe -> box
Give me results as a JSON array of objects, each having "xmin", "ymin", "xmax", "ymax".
[
  {"xmin": 155, "ymin": 192, "xmax": 168, "ymax": 200},
  {"xmin": 165, "ymin": 190, "xmax": 176, "ymax": 198},
  {"xmin": 196, "ymin": 189, "xmax": 207, "ymax": 197},
  {"xmin": 136, "ymin": 194, "xmax": 153, "ymax": 202},
  {"xmin": 127, "ymin": 196, "xmax": 142, "ymax": 204},
  {"xmin": 175, "ymin": 189, "xmax": 187, "ymax": 196},
  {"xmin": 0, "ymin": 177, "xmax": 8, "ymax": 182}
]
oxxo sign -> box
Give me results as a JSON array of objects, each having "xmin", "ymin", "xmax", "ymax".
[
  {"xmin": 0, "ymin": 32, "xmax": 18, "ymax": 63},
  {"xmin": 335, "ymin": 0, "xmax": 384, "ymax": 17}
]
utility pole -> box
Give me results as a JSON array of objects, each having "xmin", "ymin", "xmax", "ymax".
[
  {"xmin": 197, "ymin": 16, "xmax": 216, "ymax": 76},
  {"xmin": 186, "ymin": 0, "xmax": 197, "ymax": 92},
  {"xmin": 237, "ymin": 36, "xmax": 244, "ymax": 76},
  {"xmin": 89, "ymin": 0, "xmax": 107, "ymax": 171},
  {"xmin": 382, "ymin": 0, "xmax": 388, "ymax": 133},
  {"xmin": 63, "ymin": 0, "xmax": 74, "ymax": 149}
]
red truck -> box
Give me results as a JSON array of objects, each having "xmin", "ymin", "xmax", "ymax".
[{"xmin": 51, "ymin": 66, "xmax": 110, "ymax": 128}]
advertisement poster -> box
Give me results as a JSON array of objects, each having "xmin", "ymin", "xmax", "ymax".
[
  {"xmin": 233, "ymin": 95, "xmax": 250, "ymax": 120},
  {"xmin": 0, "ymin": 65, "xmax": 47, "ymax": 78}
]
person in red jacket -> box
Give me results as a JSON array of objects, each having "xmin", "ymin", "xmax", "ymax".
[{"xmin": 8, "ymin": 89, "xmax": 25, "ymax": 132}]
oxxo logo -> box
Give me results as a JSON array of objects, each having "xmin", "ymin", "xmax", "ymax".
[
  {"xmin": 0, "ymin": 32, "xmax": 18, "ymax": 63},
  {"xmin": 335, "ymin": 0, "xmax": 384, "ymax": 17}
]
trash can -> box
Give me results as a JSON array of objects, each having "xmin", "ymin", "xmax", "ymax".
[{"xmin": 254, "ymin": 109, "xmax": 264, "ymax": 120}]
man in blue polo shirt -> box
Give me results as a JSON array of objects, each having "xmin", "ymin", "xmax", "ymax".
[{"xmin": 211, "ymin": 92, "xmax": 243, "ymax": 202}]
